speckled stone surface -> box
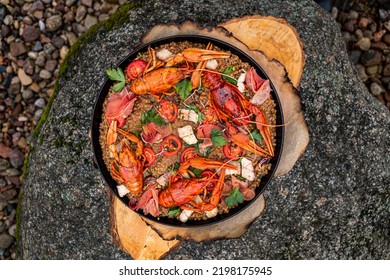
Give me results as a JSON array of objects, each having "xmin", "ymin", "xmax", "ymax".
[{"xmin": 19, "ymin": 0, "xmax": 390, "ymax": 259}]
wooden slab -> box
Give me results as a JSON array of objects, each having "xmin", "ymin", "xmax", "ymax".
[
  {"xmin": 109, "ymin": 18, "xmax": 309, "ymax": 259},
  {"xmin": 219, "ymin": 15, "xmax": 305, "ymax": 89},
  {"xmin": 109, "ymin": 189, "xmax": 181, "ymax": 260}
]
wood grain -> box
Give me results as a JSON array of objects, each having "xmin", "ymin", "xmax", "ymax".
[{"xmin": 219, "ymin": 15, "xmax": 305, "ymax": 89}]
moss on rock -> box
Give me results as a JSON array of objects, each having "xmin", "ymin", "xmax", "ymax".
[{"xmin": 32, "ymin": 1, "xmax": 139, "ymax": 140}]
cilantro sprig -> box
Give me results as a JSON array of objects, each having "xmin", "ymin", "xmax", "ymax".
[
  {"xmin": 250, "ymin": 129, "xmax": 263, "ymax": 143},
  {"xmin": 225, "ymin": 187, "xmax": 244, "ymax": 208},
  {"xmin": 166, "ymin": 207, "xmax": 181, "ymax": 217},
  {"xmin": 176, "ymin": 78, "xmax": 192, "ymax": 100},
  {"xmin": 141, "ymin": 108, "xmax": 167, "ymax": 126},
  {"xmin": 210, "ymin": 129, "xmax": 227, "ymax": 147},
  {"xmin": 189, "ymin": 167, "xmax": 203, "ymax": 178},
  {"xmin": 222, "ymin": 66, "xmax": 237, "ymax": 85},
  {"xmin": 106, "ymin": 68, "xmax": 126, "ymax": 92}
]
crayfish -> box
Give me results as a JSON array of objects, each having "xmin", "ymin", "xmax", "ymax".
[
  {"xmin": 158, "ymin": 157, "xmax": 237, "ymax": 212},
  {"xmin": 107, "ymin": 121, "xmax": 145, "ymax": 194},
  {"xmin": 130, "ymin": 46, "xmax": 230, "ymax": 98},
  {"xmin": 203, "ymin": 71, "xmax": 274, "ymax": 157}
]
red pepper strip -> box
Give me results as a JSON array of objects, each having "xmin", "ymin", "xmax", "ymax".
[
  {"xmin": 157, "ymin": 100, "xmax": 178, "ymax": 122},
  {"xmin": 161, "ymin": 135, "xmax": 182, "ymax": 157},
  {"xmin": 180, "ymin": 147, "xmax": 199, "ymax": 163}
]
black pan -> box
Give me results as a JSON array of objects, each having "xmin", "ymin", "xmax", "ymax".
[{"xmin": 91, "ymin": 35, "xmax": 284, "ymax": 227}]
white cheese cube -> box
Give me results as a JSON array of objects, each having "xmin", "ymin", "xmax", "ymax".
[
  {"xmin": 225, "ymin": 161, "xmax": 241, "ymax": 175},
  {"xmin": 156, "ymin": 48, "xmax": 174, "ymax": 62},
  {"xmin": 178, "ymin": 109, "xmax": 198, "ymax": 123},
  {"xmin": 156, "ymin": 171, "xmax": 173, "ymax": 187},
  {"xmin": 177, "ymin": 125, "xmax": 198, "ymax": 145},
  {"xmin": 241, "ymin": 157, "xmax": 256, "ymax": 181},
  {"xmin": 179, "ymin": 209, "xmax": 194, "ymax": 223},
  {"xmin": 116, "ymin": 184, "xmax": 130, "ymax": 197},
  {"xmin": 205, "ymin": 59, "xmax": 218, "ymax": 70},
  {"xmin": 237, "ymin": 72, "xmax": 247, "ymax": 93},
  {"xmin": 205, "ymin": 208, "xmax": 218, "ymax": 218}
]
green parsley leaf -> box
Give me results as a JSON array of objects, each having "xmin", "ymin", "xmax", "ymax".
[
  {"xmin": 132, "ymin": 130, "xmax": 141, "ymax": 138},
  {"xmin": 210, "ymin": 128, "xmax": 227, "ymax": 147},
  {"xmin": 222, "ymin": 66, "xmax": 236, "ymax": 74},
  {"xmin": 225, "ymin": 187, "xmax": 244, "ymax": 208},
  {"xmin": 186, "ymin": 104, "xmax": 199, "ymax": 112},
  {"xmin": 222, "ymin": 66, "xmax": 237, "ymax": 85},
  {"xmin": 141, "ymin": 108, "xmax": 167, "ymax": 126},
  {"xmin": 166, "ymin": 207, "xmax": 181, "ymax": 216},
  {"xmin": 176, "ymin": 79, "xmax": 192, "ymax": 100},
  {"xmin": 250, "ymin": 129, "xmax": 263, "ymax": 142},
  {"xmin": 197, "ymin": 111, "xmax": 206, "ymax": 123},
  {"xmin": 189, "ymin": 167, "xmax": 203, "ymax": 178},
  {"xmin": 106, "ymin": 68, "xmax": 126, "ymax": 92},
  {"xmin": 204, "ymin": 146, "xmax": 212, "ymax": 157},
  {"xmin": 112, "ymin": 81, "xmax": 125, "ymax": 92}
]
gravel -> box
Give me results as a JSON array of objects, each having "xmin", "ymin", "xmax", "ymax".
[
  {"xmin": 338, "ymin": 1, "xmax": 390, "ymax": 109},
  {"xmin": 0, "ymin": 0, "xmax": 124, "ymax": 260},
  {"xmin": 1, "ymin": 0, "xmax": 389, "ymax": 260}
]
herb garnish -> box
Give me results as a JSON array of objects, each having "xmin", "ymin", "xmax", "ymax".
[
  {"xmin": 186, "ymin": 104, "xmax": 206, "ymax": 123},
  {"xmin": 141, "ymin": 108, "xmax": 167, "ymax": 126},
  {"xmin": 250, "ymin": 129, "xmax": 263, "ymax": 142},
  {"xmin": 222, "ymin": 66, "xmax": 237, "ymax": 85},
  {"xmin": 210, "ymin": 129, "xmax": 227, "ymax": 147},
  {"xmin": 166, "ymin": 207, "xmax": 181, "ymax": 216},
  {"xmin": 225, "ymin": 187, "xmax": 244, "ymax": 208},
  {"xmin": 106, "ymin": 68, "xmax": 126, "ymax": 92},
  {"xmin": 189, "ymin": 167, "xmax": 204, "ymax": 178},
  {"xmin": 176, "ymin": 78, "xmax": 192, "ymax": 100}
]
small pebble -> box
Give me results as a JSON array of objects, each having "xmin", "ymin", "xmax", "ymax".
[
  {"xmin": 60, "ymin": 46, "xmax": 69, "ymax": 59},
  {"xmin": 366, "ymin": 65, "xmax": 379, "ymax": 75},
  {"xmin": 0, "ymin": 158, "xmax": 10, "ymax": 171},
  {"xmin": 360, "ymin": 50, "xmax": 382, "ymax": 66},
  {"xmin": 39, "ymin": 69, "xmax": 51, "ymax": 80},
  {"xmin": 8, "ymin": 148, "xmax": 24, "ymax": 169},
  {"xmin": 370, "ymin": 82, "xmax": 384, "ymax": 96},
  {"xmin": 8, "ymin": 224, "xmax": 16, "ymax": 238},
  {"xmin": 33, "ymin": 41, "xmax": 43, "ymax": 52},
  {"xmin": 18, "ymin": 115, "xmax": 28, "ymax": 122},
  {"xmin": 34, "ymin": 108, "xmax": 43, "ymax": 122},
  {"xmin": 46, "ymin": 15, "xmax": 63, "ymax": 32},
  {"xmin": 34, "ymin": 97, "xmax": 46, "ymax": 108},
  {"xmin": 18, "ymin": 68, "xmax": 32, "ymax": 86},
  {"xmin": 355, "ymin": 64, "xmax": 368, "ymax": 82},
  {"xmin": 75, "ymin": 5, "xmax": 87, "ymax": 22},
  {"xmin": 38, "ymin": 19, "xmax": 45, "ymax": 31},
  {"xmin": 356, "ymin": 37, "xmax": 371, "ymax": 51},
  {"xmin": 84, "ymin": 14, "xmax": 98, "ymax": 29},
  {"xmin": 0, "ymin": 233, "xmax": 14, "ymax": 249}
]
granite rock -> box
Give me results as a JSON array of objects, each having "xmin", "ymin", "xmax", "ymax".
[{"xmin": 19, "ymin": 0, "xmax": 390, "ymax": 259}]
